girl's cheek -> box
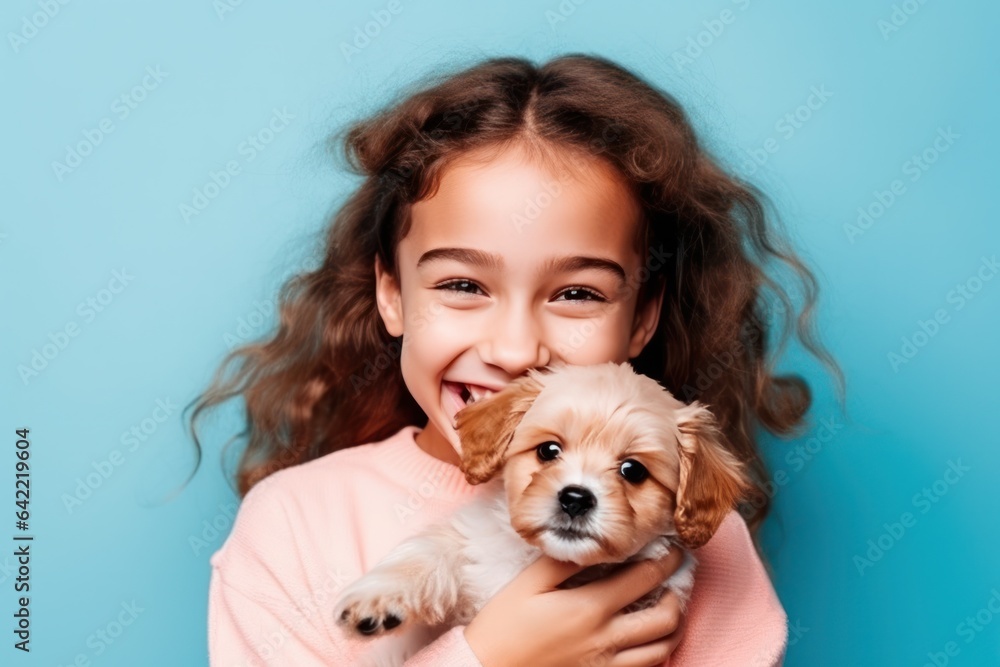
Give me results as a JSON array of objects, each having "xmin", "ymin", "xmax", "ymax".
[
  {"xmin": 548, "ymin": 312, "xmax": 627, "ymax": 363},
  {"xmin": 406, "ymin": 297, "xmax": 629, "ymax": 361},
  {"xmin": 408, "ymin": 298, "xmax": 454, "ymax": 334}
]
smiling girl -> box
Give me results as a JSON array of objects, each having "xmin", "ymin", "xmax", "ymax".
[{"xmin": 193, "ymin": 54, "xmax": 843, "ymax": 666}]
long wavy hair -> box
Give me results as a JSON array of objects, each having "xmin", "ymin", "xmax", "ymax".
[{"xmin": 184, "ymin": 53, "xmax": 846, "ymax": 557}]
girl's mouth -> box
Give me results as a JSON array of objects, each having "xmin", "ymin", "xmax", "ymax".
[{"xmin": 443, "ymin": 381, "xmax": 498, "ymax": 425}]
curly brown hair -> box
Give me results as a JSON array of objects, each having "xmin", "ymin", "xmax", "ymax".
[{"xmin": 184, "ymin": 53, "xmax": 846, "ymax": 558}]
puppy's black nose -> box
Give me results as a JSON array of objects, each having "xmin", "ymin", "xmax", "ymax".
[{"xmin": 558, "ymin": 485, "xmax": 596, "ymax": 518}]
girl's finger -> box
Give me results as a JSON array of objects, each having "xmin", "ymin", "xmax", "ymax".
[
  {"xmin": 579, "ymin": 547, "xmax": 685, "ymax": 613},
  {"xmin": 608, "ymin": 609, "xmax": 687, "ymax": 667},
  {"xmin": 512, "ymin": 553, "xmax": 589, "ymax": 594},
  {"xmin": 607, "ymin": 637, "xmax": 675, "ymax": 667},
  {"xmin": 606, "ymin": 589, "xmax": 682, "ymax": 649}
]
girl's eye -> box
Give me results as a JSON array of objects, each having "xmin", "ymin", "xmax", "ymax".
[
  {"xmin": 537, "ymin": 441, "xmax": 562, "ymax": 461},
  {"xmin": 435, "ymin": 279, "xmax": 485, "ymax": 296},
  {"xmin": 619, "ymin": 459, "xmax": 649, "ymax": 484},
  {"xmin": 555, "ymin": 287, "xmax": 607, "ymax": 303},
  {"xmin": 434, "ymin": 280, "xmax": 606, "ymax": 303}
]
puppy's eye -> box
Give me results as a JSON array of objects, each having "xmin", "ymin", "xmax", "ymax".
[
  {"xmin": 536, "ymin": 442, "xmax": 562, "ymax": 462},
  {"xmin": 619, "ymin": 459, "xmax": 648, "ymax": 484}
]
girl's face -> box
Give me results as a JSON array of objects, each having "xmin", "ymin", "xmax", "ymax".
[{"xmin": 375, "ymin": 143, "xmax": 664, "ymax": 466}]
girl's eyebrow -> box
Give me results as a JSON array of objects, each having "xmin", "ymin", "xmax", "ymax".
[{"xmin": 416, "ymin": 247, "xmax": 627, "ymax": 288}]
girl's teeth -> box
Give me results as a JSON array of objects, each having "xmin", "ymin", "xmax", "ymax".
[{"xmin": 465, "ymin": 384, "xmax": 496, "ymax": 405}]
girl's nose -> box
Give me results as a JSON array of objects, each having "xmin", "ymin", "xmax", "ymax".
[{"xmin": 480, "ymin": 301, "xmax": 551, "ymax": 376}]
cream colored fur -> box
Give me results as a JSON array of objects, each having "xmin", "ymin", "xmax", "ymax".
[{"xmin": 333, "ymin": 361, "xmax": 750, "ymax": 666}]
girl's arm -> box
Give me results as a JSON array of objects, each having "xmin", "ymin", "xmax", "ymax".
[
  {"xmin": 668, "ymin": 510, "xmax": 789, "ymax": 667},
  {"xmin": 206, "ymin": 477, "xmax": 482, "ymax": 666},
  {"xmin": 207, "ymin": 468, "xmax": 782, "ymax": 666},
  {"xmin": 208, "ymin": 569, "xmax": 479, "ymax": 665}
]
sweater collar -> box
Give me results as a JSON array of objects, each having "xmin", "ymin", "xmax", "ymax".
[{"xmin": 391, "ymin": 425, "xmax": 486, "ymax": 501}]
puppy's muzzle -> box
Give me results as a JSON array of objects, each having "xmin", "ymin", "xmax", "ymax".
[{"xmin": 558, "ymin": 485, "xmax": 596, "ymax": 518}]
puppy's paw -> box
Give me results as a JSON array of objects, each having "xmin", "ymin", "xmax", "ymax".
[
  {"xmin": 633, "ymin": 534, "xmax": 673, "ymax": 561},
  {"xmin": 334, "ymin": 586, "xmax": 412, "ymax": 637},
  {"xmin": 666, "ymin": 550, "xmax": 697, "ymax": 612},
  {"xmin": 645, "ymin": 535, "xmax": 673, "ymax": 559}
]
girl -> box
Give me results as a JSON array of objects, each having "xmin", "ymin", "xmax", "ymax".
[{"xmin": 193, "ymin": 54, "xmax": 844, "ymax": 666}]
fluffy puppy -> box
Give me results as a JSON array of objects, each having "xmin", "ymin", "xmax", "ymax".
[{"xmin": 333, "ymin": 361, "xmax": 751, "ymax": 666}]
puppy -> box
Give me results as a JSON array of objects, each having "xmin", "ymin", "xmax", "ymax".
[{"xmin": 333, "ymin": 361, "xmax": 752, "ymax": 666}]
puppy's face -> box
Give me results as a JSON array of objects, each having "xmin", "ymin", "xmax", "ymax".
[{"xmin": 455, "ymin": 361, "xmax": 751, "ymax": 566}]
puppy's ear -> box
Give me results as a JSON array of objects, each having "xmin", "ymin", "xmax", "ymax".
[
  {"xmin": 455, "ymin": 374, "xmax": 544, "ymax": 485},
  {"xmin": 673, "ymin": 402, "xmax": 752, "ymax": 549}
]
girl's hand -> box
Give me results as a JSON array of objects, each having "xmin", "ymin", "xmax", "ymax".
[{"xmin": 463, "ymin": 546, "xmax": 687, "ymax": 667}]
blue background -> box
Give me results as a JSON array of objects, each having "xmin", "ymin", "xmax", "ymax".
[{"xmin": 3, "ymin": 0, "xmax": 998, "ymax": 665}]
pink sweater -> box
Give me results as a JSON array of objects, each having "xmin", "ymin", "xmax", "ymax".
[{"xmin": 208, "ymin": 424, "xmax": 788, "ymax": 666}]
